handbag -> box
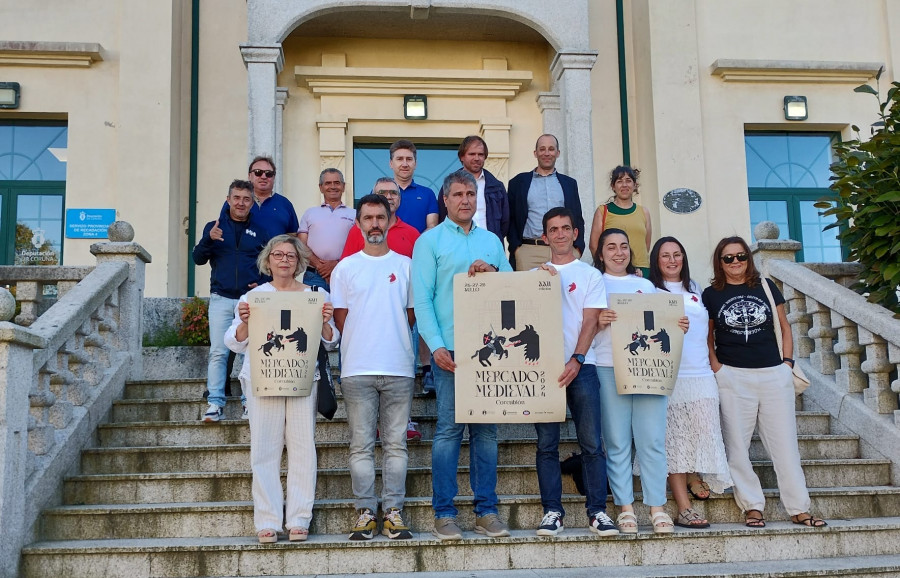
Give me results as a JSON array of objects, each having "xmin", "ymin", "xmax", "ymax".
[
  {"xmin": 761, "ymin": 277, "xmax": 810, "ymax": 395},
  {"xmin": 311, "ymin": 286, "xmax": 338, "ymax": 419}
]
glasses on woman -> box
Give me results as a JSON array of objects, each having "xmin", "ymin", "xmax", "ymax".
[
  {"xmin": 270, "ymin": 251, "xmax": 298, "ymax": 262},
  {"xmin": 720, "ymin": 252, "xmax": 749, "ymax": 264}
]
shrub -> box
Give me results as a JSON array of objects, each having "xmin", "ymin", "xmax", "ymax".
[
  {"xmin": 819, "ymin": 68, "xmax": 900, "ymax": 316},
  {"xmin": 178, "ymin": 296, "xmax": 211, "ymax": 346}
]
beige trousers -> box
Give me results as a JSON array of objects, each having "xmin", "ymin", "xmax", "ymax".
[
  {"xmin": 514, "ymin": 243, "xmax": 580, "ymax": 271},
  {"xmin": 715, "ymin": 363, "xmax": 811, "ymax": 515}
]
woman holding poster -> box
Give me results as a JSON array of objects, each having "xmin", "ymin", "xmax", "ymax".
[
  {"xmin": 225, "ymin": 234, "xmax": 339, "ymax": 543},
  {"xmin": 703, "ymin": 236, "xmax": 826, "ymax": 529},
  {"xmin": 648, "ymin": 237, "xmax": 731, "ymax": 529},
  {"xmin": 592, "ymin": 228, "xmax": 676, "ymax": 534}
]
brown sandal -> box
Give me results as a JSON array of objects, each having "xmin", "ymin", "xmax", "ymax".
[
  {"xmin": 791, "ymin": 513, "xmax": 827, "ymax": 528},
  {"xmin": 687, "ymin": 478, "xmax": 711, "ymax": 500},
  {"xmin": 745, "ymin": 509, "xmax": 765, "ymax": 528},
  {"xmin": 675, "ymin": 508, "xmax": 710, "ymax": 528}
]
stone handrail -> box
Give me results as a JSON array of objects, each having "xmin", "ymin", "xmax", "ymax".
[
  {"xmin": 0, "ymin": 234, "xmax": 150, "ymax": 578},
  {"xmin": 0, "ymin": 266, "xmax": 95, "ymax": 326}
]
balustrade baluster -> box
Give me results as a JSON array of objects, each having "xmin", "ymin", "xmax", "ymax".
[
  {"xmin": 859, "ymin": 328, "xmax": 898, "ymax": 414},
  {"xmin": 807, "ymin": 296, "xmax": 838, "ymax": 375},
  {"xmin": 831, "ymin": 312, "xmax": 867, "ymax": 394}
]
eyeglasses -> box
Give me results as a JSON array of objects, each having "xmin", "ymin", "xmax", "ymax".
[
  {"xmin": 375, "ymin": 190, "xmax": 400, "ymax": 197},
  {"xmin": 251, "ymin": 169, "xmax": 276, "ymax": 178},
  {"xmin": 720, "ymin": 252, "xmax": 749, "ymax": 264},
  {"xmin": 270, "ymin": 251, "xmax": 298, "ymax": 262}
]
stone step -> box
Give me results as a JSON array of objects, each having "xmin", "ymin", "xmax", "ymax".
[
  {"xmin": 22, "ymin": 518, "xmax": 900, "ymax": 577},
  {"xmin": 113, "ymin": 394, "xmax": 439, "ymax": 422},
  {"xmin": 64, "ymin": 458, "xmax": 894, "ymax": 505},
  {"xmin": 109, "ymin": 397, "xmax": 833, "ymax": 436},
  {"xmin": 40, "ymin": 487, "xmax": 899, "ymax": 540}
]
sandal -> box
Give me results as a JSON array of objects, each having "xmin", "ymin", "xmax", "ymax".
[
  {"xmin": 651, "ymin": 511, "xmax": 674, "ymax": 534},
  {"xmin": 687, "ymin": 478, "xmax": 711, "ymax": 500},
  {"xmin": 675, "ymin": 508, "xmax": 710, "ymax": 529},
  {"xmin": 288, "ymin": 527, "xmax": 309, "ymax": 542},
  {"xmin": 745, "ymin": 509, "xmax": 766, "ymax": 528},
  {"xmin": 257, "ymin": 528, "xmax": 278, "ymax": 543},
  {"xmin": 791, "ymin": 513, "xmax": 827, "ymax": 528},
  {"xmin": 616, "ymin": 511, "xmax": 638, "ymax": 534}
]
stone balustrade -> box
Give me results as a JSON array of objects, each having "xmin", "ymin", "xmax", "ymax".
[{"xmin": 0, "ymin": 223, "xmax": 150, "ymax": 577}]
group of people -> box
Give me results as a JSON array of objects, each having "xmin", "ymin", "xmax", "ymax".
[{"xmin": 191, "ymin": 134, "xmax": 827, "ymax": 545}]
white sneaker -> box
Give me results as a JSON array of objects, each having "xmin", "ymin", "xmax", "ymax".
[
  {"xmin": 241, "ymin": 403, "xmax": 249, "ymax": 420},
  {"xmin": 202, "ymin": 403, "xmax": 223, "ymax": 423},
  {"xmin": 537, "ymin": 511, "xmax": 564, "ymax": 536}
]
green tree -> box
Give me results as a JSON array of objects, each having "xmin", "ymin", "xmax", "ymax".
[{"xmin": 819, "ymin": 68, "xmax": 900, "ymax": 316}]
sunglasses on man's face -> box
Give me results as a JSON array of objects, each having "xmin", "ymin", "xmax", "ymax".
[
  {"xmin": 251, "ymin": 169, "xmax": 276, "ymax": 178},
  {"xmin": 720, "ymin": 252, "xmax": 749, "ymax": 264}
]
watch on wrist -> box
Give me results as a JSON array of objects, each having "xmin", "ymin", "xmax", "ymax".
[
  {"xmin": 783, "ymin": 357, "xmax": 795, "ymax": 367},
  {"xmin": 571, "ymin": 353, "xmax": 585, "ymax": 365}
]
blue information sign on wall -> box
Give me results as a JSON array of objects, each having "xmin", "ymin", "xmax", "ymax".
[{"xmin": 65, "ymin": 208, "xmax": 116, "ymax": 239}]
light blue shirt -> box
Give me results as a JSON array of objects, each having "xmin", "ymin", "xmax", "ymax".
[
  {"xmin": 523, "ymin": 170, "xmax": 564, "ymax": 240},
  {"xmin": 412, "ymin": 218, "xmax": 512, "ymax": 352}
]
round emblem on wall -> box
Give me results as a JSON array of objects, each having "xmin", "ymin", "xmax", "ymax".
[{"xmin": 663, "ymin": 188, "xmax": 702, "ymax": 214}]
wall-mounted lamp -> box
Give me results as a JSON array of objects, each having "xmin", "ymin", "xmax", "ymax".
[
  {"xmin": 0, "ymin": 82, "xmax": 20, "ymax": 109},
  {"xmin": 404, "ymin": 94, "xmax": 427, "ymax": 120},
  {"xmin": 783, "ymin": 95, "xmax": 808, "ymax": 121}
]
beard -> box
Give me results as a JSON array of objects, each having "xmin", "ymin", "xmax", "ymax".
[{"xmin": 366, "ymin": 231, "xmax": 386, "ymax": 244}]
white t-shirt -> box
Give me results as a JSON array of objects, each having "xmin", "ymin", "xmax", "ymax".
[
  {"xmin": 545, "ymin": 259, "xmax": 607, "ymax": 365},
  {"xmin": 474, "ymin": 171, "xmax": 487, "ymax": 231},
  {"xmin": 592, "ymin": 273, "xmax": 656, "ymax": 367},
  {"xmin": 663, "ymin": 280, "xmax": 713, "ymax": 377},
  {"xmin": 329, "ymin": 250, "xmax": 414, "ymax": 377}
]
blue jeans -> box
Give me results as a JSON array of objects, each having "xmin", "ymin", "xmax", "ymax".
[
  {"xmin": 302, "ymin": 269, "xmax": 330, "ymax": 292},
  {"xmin": 535, "ymin": 364, "xmax": 608, "ymax": 520},
  {"xmin": 206, "ymin": 293, "xmax": 245, "ymax": 407},
  {"xmin": 432, "ymin": 352, "xmax": 499, "ymax": 519},
  {"xmin": 596, "ymin": 365, "xmax": 668, "ymax": 507},
  {"xmin": 341, "ymin": 375, "xmax": 415, "ymax": 512}
]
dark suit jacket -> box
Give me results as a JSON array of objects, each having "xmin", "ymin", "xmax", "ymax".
[
  {"xmin": 507, "ymin": 170, "xmax": 585, "ymax": 269},
  {"xmin": 437, "ymin": 168, "xmax": 510, "ymax": 244}
]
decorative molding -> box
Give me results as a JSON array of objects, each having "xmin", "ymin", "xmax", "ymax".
[
  {"xmin": 320, "ymin": 155, "xmax": 345, "ymax": 173},
  {"xmin": 295, "ymin": 66, "xmax": 531, "ymax": 99},
  {"xmin": 0, "ymin": 41, "xmax": 102, "ymax": 68},
  {"xmin": 550, "ymin": 50, "xmax": 599, "ymax": 81},
  {"xmin": 484, "ymin": 157, "xmax": 509, "ymax": 182},
  {"xmin": 240, "ymin": 44, "xmax": 285, "ymax": 73},
  {"xmin": 710, "ymin": 59, "xmax": 883, "ymax": 83},
  {"xmin": 275, "ymin": 87, "xmax": 290, "ymax": 107},
  {"xmin": 536, "ymin": 92, "xmax": 560, "ymax": 112}
]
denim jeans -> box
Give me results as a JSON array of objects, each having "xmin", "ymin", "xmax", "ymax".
[
  {"xmin": 341, "ymin": 375, "xmax": 414, "ymax": 511},
  {"xmin": 535, "ymin": 364, "xmax": 608, "ymax": 520},
  {"xmin": 207, "ymin": 293, "xmax": 245, "ymax": 407},
  {"xmin": 596, "ymin": 365, "xmax": 668, "ymax": 507},
  {"xmin": 431, "ymin": 352, "xmax": 499, "ymax": 519},
  {"xmin": 302, "ymin": 269, "xmax": 330, "ymax": 292}
]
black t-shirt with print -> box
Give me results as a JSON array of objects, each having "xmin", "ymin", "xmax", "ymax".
[{"xmin": 701, "ymin": 279, "xmax": 784, "ymax": 369}]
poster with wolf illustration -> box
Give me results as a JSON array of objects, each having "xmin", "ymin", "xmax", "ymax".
[
  {"xmin": 608, "ymin": 292, "xmax": 684, "ymax": 395},
  {"xmin": 248, "ymin": 291, "xmax": 324, "ymax": 397},
  {"xmin": 453, "ymin": 270, "xmax": 566, "ymax": 423}
]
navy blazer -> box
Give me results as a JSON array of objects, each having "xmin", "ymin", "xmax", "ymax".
[
  {"xmin": 437, "ymin": 168, "xmax": 510, "ymax": 245},
  {"xmin": 507, "ymin": 170, "xmax": 585, "ymax": 269}
]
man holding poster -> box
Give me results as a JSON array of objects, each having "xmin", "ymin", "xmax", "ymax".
[
  {"xmin": 331, "ymin": 194, "xmax": 416, "ymax": 541},
  {"xmin": 532, "ymin": 208, "xmax": 618, "ymax": 537},
  {"xmin": 412, "ymin": 171, "xmax": 512, "ymax": 541}
]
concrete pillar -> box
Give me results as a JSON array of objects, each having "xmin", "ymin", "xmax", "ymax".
[
  {"xmin": 275, "ymin": 87, "xmax": 289, "ymax": 194},
  {"xmin": 480, "ymin": 121, "xmax": 512, "ymax": 182},
  {"xmin": 0, "ymin": 325, "xmax": 45, "ymax": 578},
  {"xmin": 536, "ymin": 92, "xmax": 564, "ymax": 170},
  {"xmin": 240, "ymin": 45, "xmax": 284, "ymax": 160},
  {"xmin": 551, "ymin": 50, "xmax": 599, "ymax": 242}
]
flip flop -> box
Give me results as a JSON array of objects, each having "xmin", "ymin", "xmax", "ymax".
[
  {"xmin": 288, "ymin": 527, "xmax": 309, "ymax": 542},
  {"xmin": 791, "ymin": 513, "xmax": 827, "ymax": 528},
  {"xmin": 745, "ymin": 509, "xmax": 765, "ymax": 528},
  {"xmin": 257, "ymin": 528, "xmax": 278, "ymax": 543},
  {"xmin": 687, "ymin": 478, "xmax": 711, "ymax": 500}
]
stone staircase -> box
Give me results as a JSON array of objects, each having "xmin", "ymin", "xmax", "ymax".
[{"xmin": 20, "ymin": 373, "xmax": 900, "ymax": 577}]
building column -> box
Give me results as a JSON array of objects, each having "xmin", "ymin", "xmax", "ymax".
[
  {"xmin": 240, "ymin": 44, "xmax": 284, "ymax": 161},
  {"xmin": 480, "ymin": 120, "xmax": 512, "ymax": 182},
  {"xmin": 551, "ymin": 50, "xmax": 599, "ymax": 240},
  {"xmin": 536, "ymin": 91, "xmax": 564, "ymax": 170},
  {"xmin": 275, "ymin": 87, "xmax": 289, "ymax": 193}
]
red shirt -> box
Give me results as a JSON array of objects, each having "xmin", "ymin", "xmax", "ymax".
[{"xmin": 340, "ymin": 217, "xmax": 420, "ymax": 259}]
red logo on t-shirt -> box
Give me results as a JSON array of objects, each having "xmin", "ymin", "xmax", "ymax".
[
  {"xmin": 568, "ymin": 282, "xmax": 576, "ymax": 293},
  {"xmin": 691, "ymin": 295, "xmax": 699, "ymax": 302},
  {"xmin": 389, "ymin": 273, "xmax": 397, "ymax": 283}
]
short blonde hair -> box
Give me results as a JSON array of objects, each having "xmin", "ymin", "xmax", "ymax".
[{"xmin": 257, "ymin": 234, "xmax": 311, "ymax": 278}]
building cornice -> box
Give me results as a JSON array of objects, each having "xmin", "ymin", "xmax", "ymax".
[
  {"xmin": 710, "ymin": 59, "xmax": 883, "ymax": 83},
  {"xmin": 0, "ymin": 41, "xmax": 103, "ymax": 68}
]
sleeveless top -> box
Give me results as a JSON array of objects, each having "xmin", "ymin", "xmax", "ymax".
[{"xmin": 604, "ymin": 202, "xmax": 650, "ymax": 268}]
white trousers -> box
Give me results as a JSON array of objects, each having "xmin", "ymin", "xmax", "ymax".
[
  {"xmin": 244, "ymin": 376, "xmax": 318, "ymax": 532},
  {"xmin": 715, "ymin": 363, "xmax": 811, "ymax": 515}
]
